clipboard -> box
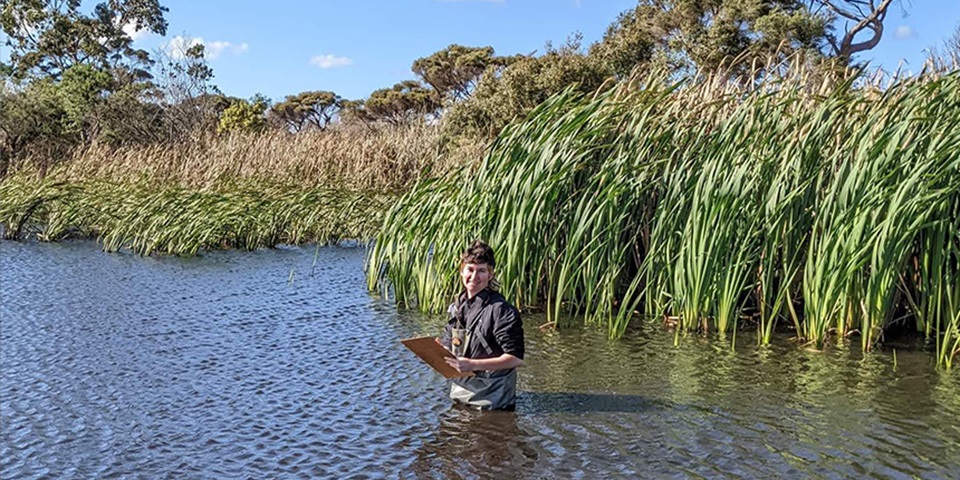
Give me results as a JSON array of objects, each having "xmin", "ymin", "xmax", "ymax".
[{"xmin": 400, "ymin": 336, "xmax": 474, "ymax": 379}]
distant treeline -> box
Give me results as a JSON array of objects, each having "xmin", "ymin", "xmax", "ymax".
[{"xmin": 5, "ymin": 0, "xmax": 951, "ymax": 176}]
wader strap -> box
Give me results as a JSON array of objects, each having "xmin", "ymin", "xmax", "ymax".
[
  {"xmin": 472, "ymin": 327, "xmax": 494, "ymax": 356},
  {"xmin": 463, "ymin": 303, "xmax": 494, "ymax": 356},
  {"xmin": 452, "ymin": 295, "xmax": 494, "ymax": 356}
]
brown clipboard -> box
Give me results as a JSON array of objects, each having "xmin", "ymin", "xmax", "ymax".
[{"xmin": 400, "ymin": 336, "xmax": 474, "ymax": 379}]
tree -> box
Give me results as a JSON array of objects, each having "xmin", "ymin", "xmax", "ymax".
[
  {"xmin": 818, "ymin": 0, "xmax": 896, "ymax": 60},
  {"xmin": 95, "ymin": 78, "xmax": 165, "ymax": 145},
  {"xmin": 58, "ymin": 63, "xmax": 113, "ymax": 142},
  {"xmin": 364, "ymin": 80, "xmax": 441, "ymax": 124},
  {"xmin": 592, "ymin": 1, "xmax": 831, "ymax": 77},
  {"xmin": 412, "ymin": 44, "xmax": 499, "ymax": 102},
  {"xmin": 1, "ymin": 0, "xmax": 169, "ymax": 80},
  {"xmin": 0, "ymin": 80, "xmax": 67, "ymax": 174},
  {"xmin": 338, "ymin": 99, "xmax": 374, "ymax": 125},
  {"xmin": 269, "ymin": 90, "xmax": 341, "ymax": 132},
  {"xmin": 589, "ymin": 1, "xmax": 901, "ymax": 76},
  {"xmin": 445, "ymin": 35, "xmax": 610, "ymax": 138},
  {"xmin": 218, "ymin": 95, "xmax": 268, "ymax": 134},
  {"xmin": 589, "ymin": 8, "xmax": 657, "ymax": 78},
  {"xmin": 153, "ymin": 43, "xmax": 222, "ymax": 139}
]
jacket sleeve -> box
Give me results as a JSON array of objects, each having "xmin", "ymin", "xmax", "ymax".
[{"xmin": 493, "ymin": 303, "xmax": 524, "ymax": 360}]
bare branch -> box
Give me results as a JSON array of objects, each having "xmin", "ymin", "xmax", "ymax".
[
  {"xmin": 822, "ymin": 1, "xmax": 863, "ymax": 22},
  {"xmin": 822, "ymin": 0, "xmax": 895, "ymax": 58}
]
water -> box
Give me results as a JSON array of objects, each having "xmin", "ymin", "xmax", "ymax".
[{"xmin": 2, "ymin": 240, "xmax": 958, "ymax": 479}]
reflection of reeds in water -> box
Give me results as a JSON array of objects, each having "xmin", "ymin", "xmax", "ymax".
[{"xmin": 367, "ymin": 69, "xmax": 960, "ymax": 367}]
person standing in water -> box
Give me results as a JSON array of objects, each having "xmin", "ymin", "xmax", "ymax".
[{"xmin": 441, "ymin": 240, "xmax": 525, "ymax": 410}]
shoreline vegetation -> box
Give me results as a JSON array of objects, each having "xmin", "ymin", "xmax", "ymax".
[
  {"xmin": 0, "ymin": 124, "xmax": 482, "ymax": 254},
  {"xmin": 366, "ymin": 66, "xmax": 960, "ymax": 368}
]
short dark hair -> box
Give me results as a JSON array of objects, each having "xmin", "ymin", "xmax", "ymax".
[{"xmin": 460, "ymin": 240, "xmax": 496, "ymax": 268}]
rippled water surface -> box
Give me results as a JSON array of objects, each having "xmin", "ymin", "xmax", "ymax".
[{"xmin": 2, "ymin": 240, "xmax": 959, "ymax": 479}]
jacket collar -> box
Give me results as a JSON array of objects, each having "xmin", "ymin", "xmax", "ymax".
[
  {"xmin": 458, "ymin": 287, "xmax": 494, "ymax": 305},
  {"xmin": 454, "ymin": 288, "xmax": 495, "ymax": 329}
]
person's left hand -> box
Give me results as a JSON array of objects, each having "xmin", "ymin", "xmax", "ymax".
[{"xmin": 444, "ymin": 356, "xmax": 474, "ymax": 373}]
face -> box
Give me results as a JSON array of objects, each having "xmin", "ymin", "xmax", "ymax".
[{"xmin": 460, "ymin": 262, "xmax": 492, "ymax": 297}]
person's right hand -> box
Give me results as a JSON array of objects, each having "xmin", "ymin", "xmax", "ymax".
[{"xmin": 444, "ymin": 356, "xmax": 474, "ymax": 373}]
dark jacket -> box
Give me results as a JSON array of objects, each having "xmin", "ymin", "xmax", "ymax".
[{"xmin": 441, "ymin": 288, "xmax": 524, "ymax": 361}]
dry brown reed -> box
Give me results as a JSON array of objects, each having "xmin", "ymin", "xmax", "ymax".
[{"xmin": 9, "ymin": 123, "xmax": 485, "ymax": 192}]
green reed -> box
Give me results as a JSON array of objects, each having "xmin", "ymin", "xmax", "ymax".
[
  {"xmin": 367, "ymin": 68, "xmax": 960, "ymax": 367},
  {"xmin": 0, "ymin": 177, "xmax": 390, "ymax": 255}
]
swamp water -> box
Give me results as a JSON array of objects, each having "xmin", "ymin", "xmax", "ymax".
[{"xmin": 1, "ymin": 240, "xmax": 958, "ymax": 479}]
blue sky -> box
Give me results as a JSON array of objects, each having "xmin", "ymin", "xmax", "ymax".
[
  {"xmin": 30, "ymin": 1, "xmax": 960, "ymax": 102},
  {"xmin": 143, "ymin": 0, "xmax": 638, "ymax": 101}
]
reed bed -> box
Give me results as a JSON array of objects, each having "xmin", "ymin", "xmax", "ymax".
[
  {"xmin": 367, "ymin": 69, "xmax": 960, "ymax": 367},
  {"xmin": 0, "ymin": 177, "xmax": 391, "ymax": 255},
  {"xmin": 7, "ymin": 123, "xmax": 481, "ymax": 192},
  {"xmin": 1, "ymin": 122, "xmax": 482, "ymax": 254}
]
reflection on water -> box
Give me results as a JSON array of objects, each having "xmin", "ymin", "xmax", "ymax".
[
  {"xmin": 412, "ymin": 407, "xmax": 538, "ymax": 480},
  {"xmin": 1, "ymin": 239, "xmax": 959, "ymax": 479}
]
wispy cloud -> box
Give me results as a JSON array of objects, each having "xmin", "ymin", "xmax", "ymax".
[
  {"xmin": 894, "ymin": 25, "xmax": 916, "ymax": 40},
  {"xmin": 122, "ymin": 21, "xmax": 150, "ymax": 41},
  {"xmin": 165, "ymin": 36, "xmax": 248, "ymax": 59},
  {"xmin": 309, "ymin": 54, "xmax": 354, "ymax": 69},
  {"xmin": 206, "ymin": 40, "xmax": 249, "ymax": 58}
]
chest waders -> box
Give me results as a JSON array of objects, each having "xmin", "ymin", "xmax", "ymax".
[{"xmin": 448, "ymin": 301, "xmax": 518, "ymax": 410}]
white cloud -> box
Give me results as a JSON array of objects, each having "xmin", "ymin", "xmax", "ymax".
[
  {"xmin": 165, "ymin": 36, "xmax": 248, "ymax": 60},
  {"xmin": 206, "ymin": 40, "xmax": 231, "ymax": 57},
  {"xmin": 309, "ymin": 54, "xmax": 354, "ymax": 68},
  {"xmin": 122, "ymin": 21, "xmax": 150, "ymax": 41},
  {"xmin": 894, "ymin": 25, "xmax": 916, "ymax": 40},
  {"xmin": 166, "ymin": 36, "xmax": 203, "ymax": 59},
  {"xmin": 205, "ymin": 40, "xmax": 249, "ymax": 58}
]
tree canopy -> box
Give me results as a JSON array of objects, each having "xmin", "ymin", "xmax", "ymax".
[
  {"xmin": 0, "ymin": 0, "xmax": 924, "ymax": 163},
  {"xmin": 219, "ymin": 95, "xmax": 268, "ymax": 134},
  {"xmin": 445, "ymin": 36, "xmax": 609, "ymax": 138},
  {"xmin": 412, "ymin": 44, "xmax": 500, "ymax": 102},
  {"xmin": 442, "ymin": 1, "xmax": 906, "ymax": 139},
  {"xmin": 590, "ymin": 1, "xmax": 830, "ymax": 76},
  {"xmin": 1, "ymin": 0, "xmax": 169, "ymax": 80},
  {"xmin": 269, "ymin": 90, "xmax": 342, "ymax": 132},
  {"xmin": 363, "ymin": 81, "xmax": 441, "ymax": 124}
]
